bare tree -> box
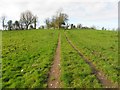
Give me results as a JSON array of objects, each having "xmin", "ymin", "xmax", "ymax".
[
  {"xmin": 45, "ymin": 18, "xmax": 51, "ymax": 29},
  {"xmin": 45, "ymin": 9, "xmax": 69, "ymax": 29},
  {"xmin": 20, "ymin": 10, "xmax": 35, "ymax": 30},
  {"xmin": 19, "ymin": 21, "xmax": 24, "ymax": 30},
  {"xmin": 77, "ymin": 24, "xmax": 82, "ymax": 29},
  {"xmin": 55, "ymin": 9, "xmax": 68, "ymax": 29},
  {"xmin": 51, "ymin": 16, "xmax": 56, "ymax": 29},
  {"xmin": 33, "ymin": 15, "xmax": 38, "ymax": 29},
  {"xmin": 1, "ymin": 15, "xmax": 6, "ymax": 30}
]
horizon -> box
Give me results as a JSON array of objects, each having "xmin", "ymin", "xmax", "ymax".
[{"xmin": 0, "ymin": 0, "xmax": 118, "ymax": 30}]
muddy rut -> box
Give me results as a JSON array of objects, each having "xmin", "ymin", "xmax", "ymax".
[
  {"xmin": 47, "ymin": 34, "xmax": 61, "ymax": 88},
  {"xmin": 64, "ymin": 32, "xmax": 118, "ymax": 88}
]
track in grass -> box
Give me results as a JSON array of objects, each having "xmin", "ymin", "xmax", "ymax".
[
  {"xmin": 47, "ymin": 34, "xmax": 61, "ymax": 88},
  {"xmin": 64, "ymin": 32, "xmax": 118, "ymax": 88},
  {"xmin": 65, "ymin": 30, "xmax": 118, "ymax": 85}
]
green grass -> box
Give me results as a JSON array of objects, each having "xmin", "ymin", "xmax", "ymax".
[
  {"xmin": 1, "ymin": 29, "xmax": 118, "ymax": 88},
  {"xmin": 60, "ymin": 31, "xmax": 102, "ymax": 88},
  {"xmin": 2, "ymin": 30, "xmax": 59, "ymax": 88},
  {"xmin": 0, "ymin": 30, "xmax": 2, "ymax": 89},
  {"xmin": 65, "ymin": 29, "xmax": 118, "ymax": 84}
]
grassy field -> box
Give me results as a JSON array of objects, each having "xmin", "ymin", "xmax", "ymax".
[
  {"xmin": 66, "ymin": 30, "xmax": 118, "ymax": 84},
  {"xmin": 2, "ymin": 30, "xmax": 59, "ymax": 88},
  {"xmin": 60, "ymin": 31, "xmax": 102, "ymax": 88},
  {"xmin": 1, "ymin": 29, "xmax": 118, "ymax": 88}
]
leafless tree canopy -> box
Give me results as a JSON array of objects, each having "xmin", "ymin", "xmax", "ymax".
[
  {"xmin": 20, "ymin": 10, "xmax": 37, "ymax": 29},
  {"xmin": 1, "ymin": 15, "xmax": 6, "ymax": 30},
  {"xmin": 0, "ymin": 9, "xmax": 100, "ymax": 30},
  {"xmin": 45, "ymin": 9, "xmax": 69, "ymax": 29},
  {"xmin": 45, "ymin": 18, "xmax": 51, "ymax": 29},
  {"xmin": 33, "ymin": 15, "xmax": 38, "ymax": 29}
]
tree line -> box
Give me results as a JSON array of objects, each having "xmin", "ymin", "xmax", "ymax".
[
  {"xmin": 1, "ymin": 10, "xmax": 37, "ymax": 30},
  {"xmin": 1, "ymin": 9, "xmax": 107, "ymax": 30}
]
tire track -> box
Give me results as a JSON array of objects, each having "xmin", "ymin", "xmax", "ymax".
[
  {"xmin": 64, "ymin": 32, "xmax": 118, "ymax": 88},
  {"xmin": 47, "ymin": 33, "xmax": 61, "ymax": 88}
]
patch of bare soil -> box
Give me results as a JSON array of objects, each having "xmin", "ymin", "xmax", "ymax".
[
  {"xmin": 47, "ymin": 34, "xmax": 61, "ymax": 88},
  {"xmin": 64, "ymin": 33, "xmax": 118, "ymax": 88}
]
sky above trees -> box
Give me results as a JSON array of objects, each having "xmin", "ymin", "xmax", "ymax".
[{"xmin": 0, "ymin": 0, "xmax": 118, "ymax": 30}]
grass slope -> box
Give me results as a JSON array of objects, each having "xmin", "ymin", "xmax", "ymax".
[
  {"xmin": 2, "ymin": 30, "xmax": 59, "ymax": 88},
  {"xmin": 66, "ymin": 29, "xmax": 118, "ymax": 84}
]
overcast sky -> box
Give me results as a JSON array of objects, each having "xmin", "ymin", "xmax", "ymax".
[{"xmin": 0, "ymin": 0, "xmax": 119, "ymax": 30}]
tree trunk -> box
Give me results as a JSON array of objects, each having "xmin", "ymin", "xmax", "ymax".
[
  {"xmin": 26, "ymin": 25, "xmax": 29, "ymax": 30},
  {"xmin": 34, "ymin": 23, "xmax": 36, "ymax": 29}
]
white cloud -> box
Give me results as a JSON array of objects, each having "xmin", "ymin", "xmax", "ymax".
[{"xmin": 0, "ymin": 0, "xmax": 118, "ymax": 30}]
